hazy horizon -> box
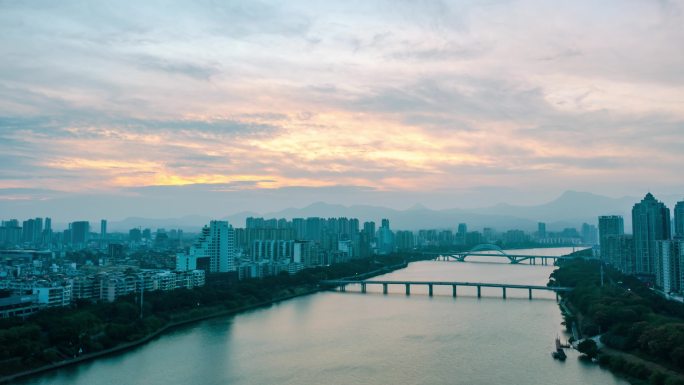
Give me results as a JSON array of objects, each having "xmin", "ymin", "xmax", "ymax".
[{"xmin": 2, "ymin": 190, "xmax": 683, "ymax": 234}]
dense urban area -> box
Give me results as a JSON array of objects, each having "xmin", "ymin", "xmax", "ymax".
[
  {"xmin": 0, "ymin": 214, "xmax": 598, "ymax": 318},
  {"xmin": 1, "ymin": 192, "xmax": 683, "ymax": 384}
]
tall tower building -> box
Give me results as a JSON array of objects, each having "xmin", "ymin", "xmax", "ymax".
[
  {"xmin": 599, "ymin": 216, "xmax": 624, "ymax": 264},
  {"xmin": 33, "ymin": 218, "xmax": 43, "ymax": 243},
  {"xmin": 581, "ymin": 223, "xmax": 598, "ymax": 245},
  {"xmin": 457, "ymin": 223, "xmax": 467, "ymax": 245},
  {"xmin": 70, "ymin": 221, "xmax": 90, "ymax": 246},
  {"xmin": 655, "ymin": 240, "xmax": 682, "ymax": 293},
  {"xmin": 43, "ymin": 217, "xmax": 52, "ymax": 245},
  {"xmin": 632, "ymin": 193, "xmax": 671, "ymax": 276},
  {"xmin": 363, "ymin": 221, "xmax": 375, "ymax": 240},
  {"xmin": 537, "ymin": 222, "xmax": 547, "ymax": 239},
  {"xmin": 377, "ymin": 219, "xmax": 394, "ymax": 255},
  {"xmin": 21, "ymin": 219, "xmax": 33, "ymax": 243},
  {"xmin": 674, "ymin": 201, "xmax": 684, "ymax": 239},
  {"xmin": 292, "ymin": 218, "xmax": 305, "ymax": 239},
  {"xmin": 177, "ymin": 220, "xmax": 235, "ymax": 273},
  {"xmin": 100, "ymin": 219, "xmax": 107, "ymax": 239}
]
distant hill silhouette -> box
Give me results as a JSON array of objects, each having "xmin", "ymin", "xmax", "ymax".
[{"xmin": 106, "ymin": 191, "xmax": 680, "ymax": 232}]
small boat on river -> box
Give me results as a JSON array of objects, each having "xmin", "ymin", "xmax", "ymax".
[{"xmin": 551, "ymin": 336, "xmax": 567, "ymax": 360}]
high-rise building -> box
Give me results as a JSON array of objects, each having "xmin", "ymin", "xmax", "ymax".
[
  {"xmin": 483, "ymin": 227, "xmax": 495, "ymax": 242},
  {"xmin": 349, "ymin": 218, "xmax": 360, "ymax": 237},
  {"xmin": 21, "ymin": 218, "xmax": 43, "ymax": 244},
  {"xmin": 293, "ymin": 240, "xmax": 315, "ymax": 266},
  {"xmin": 43, "ymin": 217, "xmax": 52, "ymax": 244},
  {"xmin": 33, "ymin": 218, "xmax": 43, "ymax": 244},
  {"xmin": 363, "ymin": 221, "xmax": 375, "ymax": 240},
  {"xmin": 100, "ymin": 219, "xmax": 107, "ymax": 239},
  {"xmin": 377, "ymin": 219, "xmax": 394, "ymax": 255},
  {"xmin": 581, "ymin": 223, "xmax": 598, "ymax": 245},
  {"xmin": 599, "ymin": 215, "xmax": 624, "ymax": 264},
  {"xmin": 108, "ymin": 243, "xmax": 124, "ymax": 260},
  {"xmin": 537, "ymin": 222, "xmax": 547, "ymax": 239},
  {"xmin": 177, "ymin": 220, "xmax": 235, "ymax": 273},
  {"xmin": 129, "ymin": 228, "xmax": 142, "ymax": 242},
  {"xmin": 655, "ymin": 240, "xmax": 683, "ymax": 293},
  {"xmin": 0, "ymin": 220, "xmax": 22, "ymax": 246},
  {"xmin": 674, "ymin": 201, "xmax": 684, "ymax": 239},
  {"xmin": 70, "ymin": 221, "xmax": 90, "ymax": 246},
  {"xmin": 395, "ymin": 230, "xmax": 415, "ymax": 251},
  {"xmin": 292, "ymin": 218, "xmax": 305, "ymax": 239},
  {"xmin": 306, "ymin": 217, "xmax": 323, "ymax": 242},
  {"xmin": 21, "ymin": 219, "xmax": 34, "ymax": 243},
  {"xmin": 632, "ymin": 193, "xmax": 671, "ymax": 276},
  {"xmin": 465, "ymin": 231, "xmax": 484, "ymax": 245},
  {"xmin": 246, "ymin": 217, "xmax": 265, "ymax": 229},
  {"xmin": 457, "ymin": 223, "xmax": 467, "ymax": 245},
  {"xmin": 251, "ymin": 240, "xmax": 293, "ymax": 262},
  {"xmin": 604, "ymin": 234, "xmax": 634, "ymax": 273}
]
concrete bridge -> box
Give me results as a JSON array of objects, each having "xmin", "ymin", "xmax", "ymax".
[
  {"xmin": 425, "ymin": 244, "xmax": 577, "ymax": 265},
  {"xmin": 321, "ymin": 279, "xmax": 573, "ymax": 300}
]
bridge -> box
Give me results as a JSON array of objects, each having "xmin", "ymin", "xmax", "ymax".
[
  {"xmin": 321, "ymin": 279, "xmax": 573, "ymax": 300},
  {"xmin": 425, "ymin": 244, "xmax": 576, "ymax": 265}
]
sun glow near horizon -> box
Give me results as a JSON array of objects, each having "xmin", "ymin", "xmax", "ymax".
[{"xmin": 1, "ymin": 0, "xmax": 683, "ymax": 208}]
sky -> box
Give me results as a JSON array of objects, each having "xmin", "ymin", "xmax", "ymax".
[{"xmin": 1, "ymin": 0, "xmax": 683, "ymax": 220}]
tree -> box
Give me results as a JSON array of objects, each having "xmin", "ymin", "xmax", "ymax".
[{"xmin": 577, "ymin": 339, "xmax": 599, "ymax": 359}]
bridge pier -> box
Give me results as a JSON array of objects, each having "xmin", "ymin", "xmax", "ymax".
[{"xmin": 325, "ymin": 279, "xmax": 571, "ymax": 301}]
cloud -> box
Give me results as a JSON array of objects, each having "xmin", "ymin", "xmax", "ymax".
[{"xmin": 0, "ymin": 0, "xmax": 683, "ymax": 216}]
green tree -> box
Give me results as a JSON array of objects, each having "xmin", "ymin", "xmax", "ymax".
[{"xmin": 577, "ymin": 339, "xmax": 598, "ymax": 359}]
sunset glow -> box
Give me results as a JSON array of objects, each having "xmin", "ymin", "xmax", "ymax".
[{"xmin": 1, "ymin": 0, "xmax": 683, "ymax": 216}]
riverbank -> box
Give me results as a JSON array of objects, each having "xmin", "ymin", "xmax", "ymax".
[
  {"xmin": 552, "ymin": 258, "xmax": 684, "ymax": 385},
  {"xmin": 0, "ymin": 286, "xmax": 319, "ymax": 384},
  {"xmin": 0, "ymin": 256, "xmax": 407, "ymax": 383}
]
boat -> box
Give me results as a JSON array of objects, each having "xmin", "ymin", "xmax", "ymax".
[{"xmin": 552, "ymin": 336, "xmax": 567, "ymax": 360}]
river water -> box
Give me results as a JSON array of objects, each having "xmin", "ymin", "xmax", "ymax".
[{"xmin": 18, "ymin": 247, "xmax": 626, "ymax": 385}]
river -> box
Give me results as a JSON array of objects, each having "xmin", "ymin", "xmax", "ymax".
[{"xmin": 17, "ymin": 247, "xmax": 627, "ymax": 385}]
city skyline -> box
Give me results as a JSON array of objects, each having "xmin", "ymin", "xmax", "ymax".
[
  {"xmin": 3, "ymin": 2, "xmax": 684, "ymax": 384},
  {"xmin": 2, "ymin": 1, "xmax": 684, "ymax": 218}
]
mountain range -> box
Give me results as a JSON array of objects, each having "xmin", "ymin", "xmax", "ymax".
[{"xmin": 105, "ymin": 190, "xmax": 682, "ymax": 233}]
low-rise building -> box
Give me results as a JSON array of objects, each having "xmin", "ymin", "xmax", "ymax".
[{"xmin": 0, "ymin": 293, "xmax": 41, "ymax": 318}]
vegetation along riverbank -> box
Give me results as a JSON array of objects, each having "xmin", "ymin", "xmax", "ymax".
[
  {"xmin": 0, "ymin": 253, "xmax": 414, "ymax": 383},
  {"xmin": 551, "ymin": 257, "xmax": 684, "ymax": 385}
]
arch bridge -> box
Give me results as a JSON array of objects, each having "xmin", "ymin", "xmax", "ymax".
[{"xmin": 429, "ymin": 244, "xmax": 571, "ymax": 265}]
